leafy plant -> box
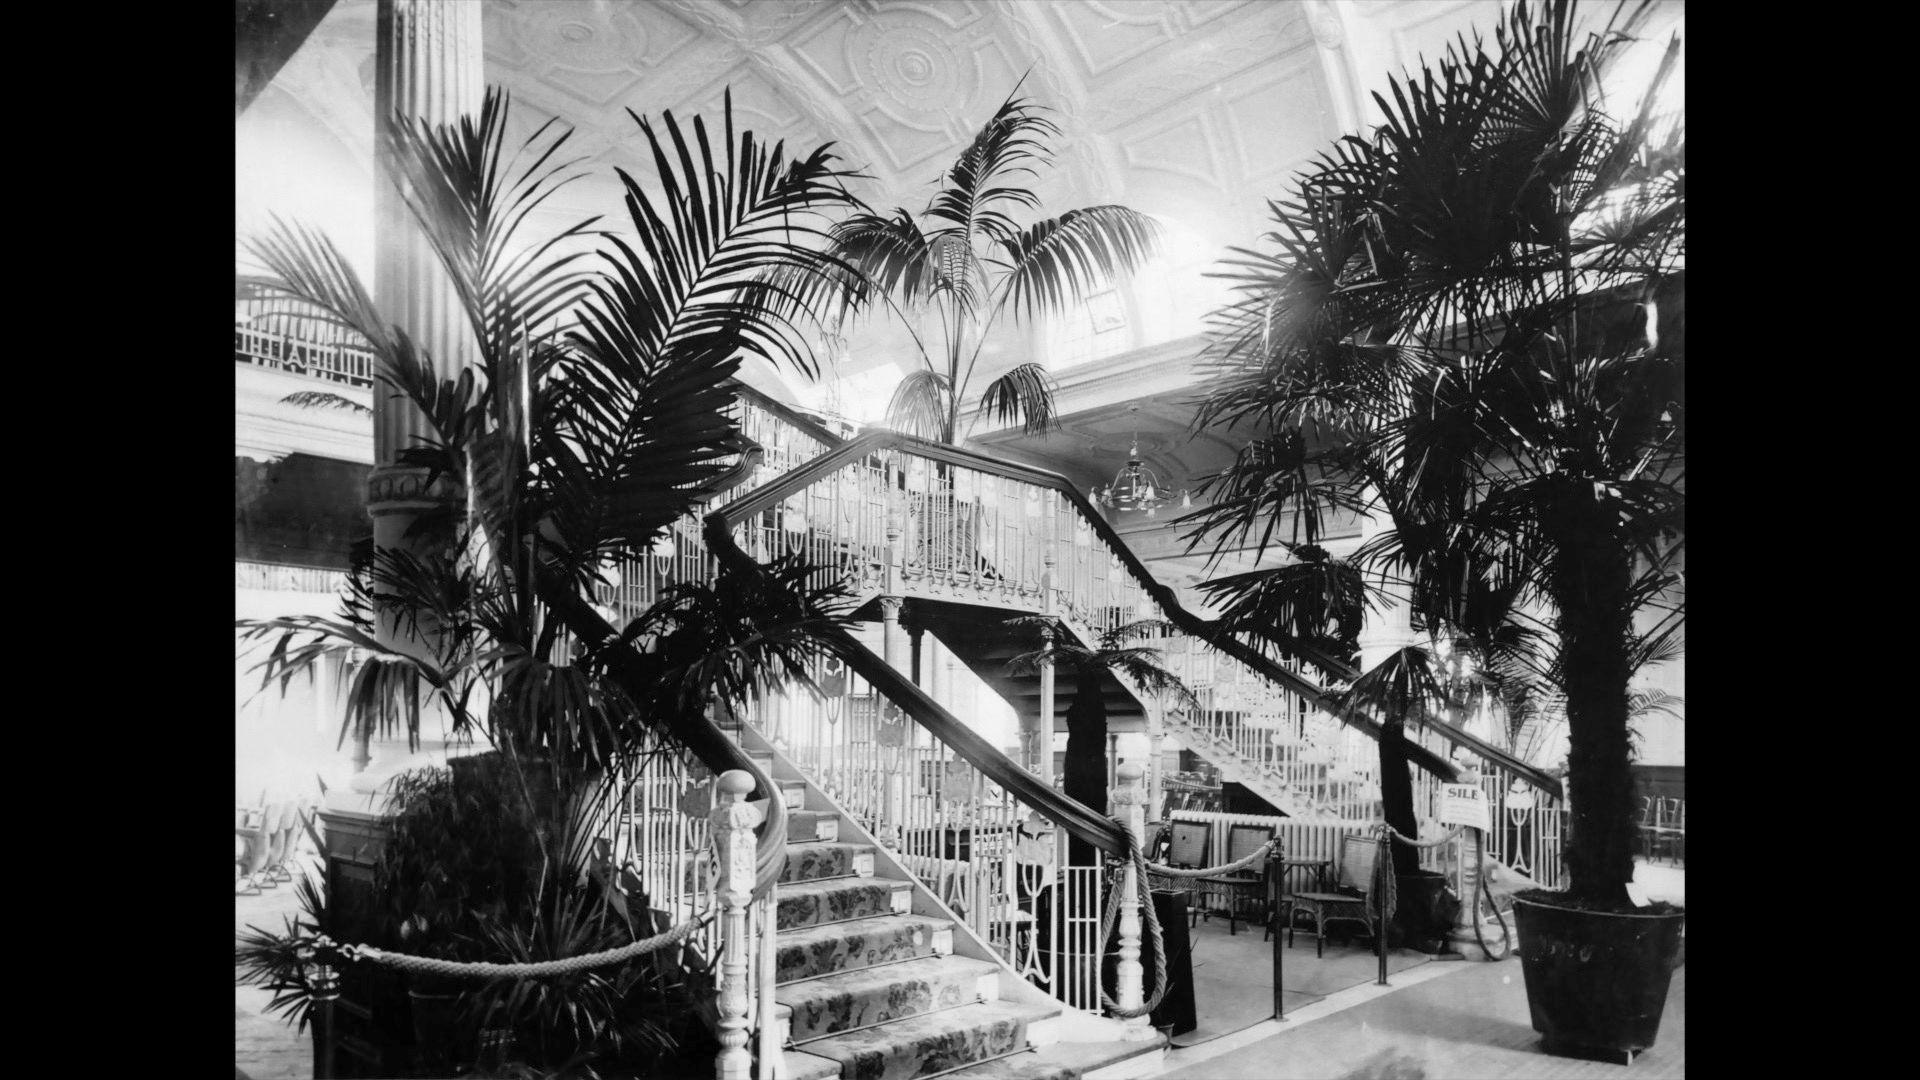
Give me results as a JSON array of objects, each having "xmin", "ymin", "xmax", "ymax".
[
  {"xmin": 1185, "ymin": 0, "xmax": 1683, "ymax": 906},
  {"xmin": 234, "ymin": 83, "xmax": 862, "ymax": 1075},
  {"xmin": 774, "ymin": 81, "xmax": 1162, "ymax": 443}
]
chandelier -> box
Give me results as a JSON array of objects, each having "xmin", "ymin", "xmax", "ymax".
[{"xmin": 1092, "ymin": 408, "xmax": 1189, "ymax": 516}]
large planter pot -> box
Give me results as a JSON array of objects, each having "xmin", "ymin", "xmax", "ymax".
[
  {"xmin": 408, "ymin": 988, "xmax": 466, "ymax": 1073},
  {"xmin": 1389, "ymin": 870, "xmax": 1457, "ymax": 952},
  {"xmin": 1513, "ymin": 896, "xmax": 1685, "ymax": 1062}
]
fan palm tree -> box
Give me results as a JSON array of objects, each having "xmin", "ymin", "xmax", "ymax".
[
  {"xmin": 1183, "ymin": 0, "xmax": 1682, "ymax": 908},
  {"xmin": 780, "ymin": 83, "xmax": 1162, "ymax": 443},
  {"xmin": 237, "ymin": 86, "xmax": 863, "ymax": 885},
  {"xmin": 1004, "ymin": 616, "xmax": 1197, "ymax": 866}
]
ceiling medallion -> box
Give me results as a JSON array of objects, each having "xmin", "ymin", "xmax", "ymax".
[{"xmin": 853, "ymin": 18, "xmax": 969, "ymax": 112}]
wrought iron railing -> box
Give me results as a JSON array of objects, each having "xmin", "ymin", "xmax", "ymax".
[
  {"xmin": 234, "ymin": 324, "xmax": 378, "ymax": 387},
  {"xmin": 750, "ymin": 645, "xmax": 1108, "ymax": 1013}
]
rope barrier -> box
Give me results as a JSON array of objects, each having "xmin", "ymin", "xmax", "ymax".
[
  {"xmin": 1143, "ymin": 839, "xmax": 1279, "ymax": 878},
  {"xmin": 338, "ymin": 910, "xmax": 717, "ymax": 980}
]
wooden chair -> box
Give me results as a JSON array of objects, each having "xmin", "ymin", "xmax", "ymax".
[
  {"xmin": 1285, "ymin": 833, "xmax": 1382, "ymax": 958},
  {"xmin": 1195, "ymin": 823, "xmax": 1275, "ymax": 935}
]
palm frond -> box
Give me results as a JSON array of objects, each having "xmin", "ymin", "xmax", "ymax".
[
  {"xmin": 278, "ymin": 390, "xmax": 373, "ymax": 415},
  {"xmin": 996, "ymin": 206, "xmax": 1161, "ymax": 323},
  {"xmin": 975, "ymin": 362, "xmax": 1058, "ymax": 436},
  {"xmin": 925, "ymin": 87, "xmax": 1060, "ymax": 251},
  {"xmin": 885, "ymin": 369, "xmax": 951, "ymax": 440}
]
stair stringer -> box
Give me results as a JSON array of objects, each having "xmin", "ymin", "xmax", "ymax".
[{"xmin": 730, "ymin": 722, "xmax": 1137, "ymax": 1047}]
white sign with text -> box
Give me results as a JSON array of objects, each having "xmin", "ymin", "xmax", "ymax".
[{"xmin": 1439, "ymin": 783, "xmax": 1491, "ymax": 831}]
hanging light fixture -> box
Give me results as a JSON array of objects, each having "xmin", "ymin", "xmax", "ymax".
[{"xmin": 1095, "ymin": 405, "xmax": 1185, "ymax": 516}]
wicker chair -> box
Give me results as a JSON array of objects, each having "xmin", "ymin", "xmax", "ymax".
[
  {"xmin": 1285, "ymin": 833, "xmax": 1382, "ymax": 958},
  {"xmin": 1195, "ymin": 823, "xmax": 1275, "ymax": 935}
]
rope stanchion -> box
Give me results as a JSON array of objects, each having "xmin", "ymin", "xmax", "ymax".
[
  {"xmin": 1098, "ymin": 834, "xmax": 1168, "ymax": 1020},
  {"xmin": 1366, "ymin": 824, "xmax": 1467, "ymax": 985}
]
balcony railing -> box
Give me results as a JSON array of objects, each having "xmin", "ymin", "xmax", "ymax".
[{"xmin": 234, "ymin": 559, "xmax": 348, "ymax": 595}]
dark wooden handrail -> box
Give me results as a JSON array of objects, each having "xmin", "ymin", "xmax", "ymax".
[{"xmin": 702, "ymin": 514, "xmax": 1131, "ymax": 857}]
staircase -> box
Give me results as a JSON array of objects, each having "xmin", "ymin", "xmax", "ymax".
[
  {"xmin": 738, "ymin": 738, "xmax": 1166, "ymax": 1080},
  {"xmin": 906, "ymin": 600, "xmax": 1338, "ymax": 821}
]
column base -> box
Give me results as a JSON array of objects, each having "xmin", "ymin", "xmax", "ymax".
[{"xmin": 1445, "ymin": 914, "xmax": 1514, "ymax": 960}]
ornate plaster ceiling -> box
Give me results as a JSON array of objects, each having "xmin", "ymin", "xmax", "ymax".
[{"xmin": 245, "ymin": 1, "xmax": 1682, "ymax": 536}]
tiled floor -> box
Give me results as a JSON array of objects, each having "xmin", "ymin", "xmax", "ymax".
[{"xmin": 1155, "ymin": 953, "xmax": 1685, "ymax": 1079}]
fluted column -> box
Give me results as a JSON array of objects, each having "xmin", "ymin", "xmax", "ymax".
[
  {"xmin": 352, "ymin": 0, "xmax": 482, "ymax": 787},
  {"xmin": 371, "ymin": 0, "xmax": 482, "ymax": 468},
  {"xmin": 711, "ymin": 771, "xmax": 764, "ymax": 1080}
]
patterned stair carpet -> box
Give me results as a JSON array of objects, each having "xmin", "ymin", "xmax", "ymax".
[{"xmin": 773, "ymin": 818, "xmax": 1062, "ymax": 1080}]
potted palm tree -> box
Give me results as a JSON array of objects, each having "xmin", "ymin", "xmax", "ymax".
[
  {"xmin": 778, "ymin": 80, "xmax": 1162, "ymax": 444},
  {"xmin": 1187, "ymin": 0, "xmax": 1683, "ymax": 1059},
  {"xmin": 236, "ymin": 86, "xmax": 862, "ymax": 1076}
]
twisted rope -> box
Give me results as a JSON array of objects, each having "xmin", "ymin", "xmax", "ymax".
[
  {"xmin": 340, "ymin": 911, "xmax": 716, "ymax": 980},
  {"xmin": 1098, "ymin": 834, "xmax": 1168, "ymax": 1020},
  {"xmin": 1365, "ymin": 824, "xmax": 1462, "ymax": 933},
  {"xmin": 1144, "ymin": 838, "xmax": 1278, "ymax": 878}
]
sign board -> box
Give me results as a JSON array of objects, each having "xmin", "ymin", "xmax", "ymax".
[{"xmin": 1439, "ymin": 783, "xmax": 1491, "ymax": 831}]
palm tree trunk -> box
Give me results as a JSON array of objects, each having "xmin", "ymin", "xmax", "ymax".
[
  {"xmin": 1062, "ymin": 667, "xmax": 1108, "ymax": 869},
  {"xmin": 1555, "ymin": 500, "xmax": 1638, "ymax": 908},
  {"xmin": 1377, "ymin": 719, "xmax": 1422, "ymax": 876}
]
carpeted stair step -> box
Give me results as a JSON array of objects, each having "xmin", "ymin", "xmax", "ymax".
[
  {"xmin": 781, "ymin": 779, "xmax": 809, "ymax": 810},
  {"xmin": 777, "ymin": 914, "xmax": 953, "ymax": 983},
  {"xmin": 933, "ymin": 1053, "xmax": 1073, "ymax": 1080},
  {"xmin": 782, "ymin": 842, "xmax": 876, "ymax": 884},
  {"xmin": 779, "ymin": 955, "xmax": 1000, "ymax": 1041},
  {"xmin": 794, "ymin": 999, "xmax": 1059, "ymax": 1080},
  {"xmin": 779, "ymin": 877, "xmax": 912, "ymax": 930},
  {"xmin": 789, "ymin": 810, "xmax": 840, "ymax": 843}
]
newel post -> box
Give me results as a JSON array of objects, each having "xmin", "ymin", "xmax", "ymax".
[
  {"xmin": 711, "ymin": 770, "xmax": 764, "ymax": 1080},
  {"xmin": 1112, "ymin": 763, "xmax": 1155, "ymax": 1040}
]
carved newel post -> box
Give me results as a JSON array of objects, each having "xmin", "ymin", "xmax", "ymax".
[
  {"xmin": 711, "ymin": 770, "xmax": 765, "ymax": 1080},
  {"xmin": 1111, "ymin": 763, "xmax": 1155, "ymax": 1040}
]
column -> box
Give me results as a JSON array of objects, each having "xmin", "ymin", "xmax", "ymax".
[
  {"xmin": 1036, "ymin": 624, "xmax": 1056, "ymax": 780},
  {"xmin": 353, "ymin": 0, "xmax": 483, "ymax": 794}
]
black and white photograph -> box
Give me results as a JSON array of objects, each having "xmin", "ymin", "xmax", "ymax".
[{"xmin": 235, "ymin": 2, "xmax": 1685, "ymax": 1077}]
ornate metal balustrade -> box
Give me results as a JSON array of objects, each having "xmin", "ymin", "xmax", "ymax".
[
  {"xmin": 751, "ymin": 653, "xmax": 1107, "ymax": 1013},
  {"xmin": 235, "ymin": 324, "xmax": 379, "ymax": 387}
]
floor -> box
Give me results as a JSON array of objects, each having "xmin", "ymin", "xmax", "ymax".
[
  {"xmin": 1150, "ymin": 857, "xmax": 1687, "ymax": 1080},
  {"xmin": 1176, "ymin": 912, "xmax": 1434, "ymax": 1047},
  {"xmin": 235, "ymin": 859, "xmax": 1686, "ymax": 1080}
]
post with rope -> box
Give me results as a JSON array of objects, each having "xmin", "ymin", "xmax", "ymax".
[
  {"xmin": 1267, "ymin": 841, "xmax": 1284, "ymax": 1022},
  {"xmin": 1111, "ymin": 763, "xmax": 1156, "ymax": 1041},
  {"xmin": 712, "ymin": 770, "xmax": 764, "ymax": 1080}
]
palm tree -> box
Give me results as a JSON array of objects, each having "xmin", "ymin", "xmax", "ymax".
[
  {"xmin": 234, "ymin": 90, "xmax": 866, "ymax": 1073},
  {"xmin": 1004, "ymin": 616, "xmax": 1197, "ymax": 866},
  {"xmin": 1184, "ymin": 0, "xmax": 1682, "ymax": 908},
  {"xmin": 782, "ymin": 83, "xmax": 1162, "ymax": 444}
]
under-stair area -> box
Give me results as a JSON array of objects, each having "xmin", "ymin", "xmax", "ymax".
[{"xmin": 739, "ymin": 739, "xmax": 1168, "ymax": 1080}]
